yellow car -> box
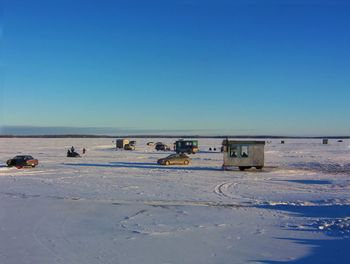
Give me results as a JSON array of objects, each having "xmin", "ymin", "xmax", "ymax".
[{"xmin": 157, "ymin": 154, "xmax": 190, "ymax": 166}]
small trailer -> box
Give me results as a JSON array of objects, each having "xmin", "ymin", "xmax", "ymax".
[
  {"xmin": 323, "ymin": 139, "xmax": 329, "ymax": 145},
  {"xmin": 222, "ymin": 140, "xmax": 265, "ymax": 171},
  {"xmin": 116, "ymin": 139, "xmax": 129, "ymax": 149}
]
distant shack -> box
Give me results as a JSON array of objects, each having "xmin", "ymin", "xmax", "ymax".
[{"xmin": 116, "ymin": 139, "xmax": 129, "ymax": 149}]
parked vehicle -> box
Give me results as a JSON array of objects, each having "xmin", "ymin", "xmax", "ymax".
[
  {"xmin": 129, "ymin": 141, "xmax": 136, "ymax": 146},
  {"xmin": 147, "ymin": 142, "xmax": 155, "ymax": 146},
  {"xmin": 155, "ymin": 143, "xmax": 171, "ymax": 151},
  {"xmin": 6, "ymin": 155, "xmax": 39, "ymax": 168},
  {"xmin": 67, "ymin": 150, "xmax": 81, "ymax": 157},
  {"xmin": 157, "ymin": 154, "xmax": 190, "ymax": 166},
  {"xmin": 124, "ymin": 144, "xmax": 135, "ymax": 150},
  {"xmin": 175, "ymin": 140, "xmax": 199, "ymax": 154}
]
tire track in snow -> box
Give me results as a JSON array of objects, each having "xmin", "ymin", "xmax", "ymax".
[
  {"xmin": 32, "ymin": 211, "xmax": 115, "ymax": 264},
  {"xmin": 124, "ymin": 209, "xmax": 148, "ymax": 220},
  {"xmin": 32, "ymin": 215, "xmax": 65, "ymax": 264},
  {"xmin": 213, "ymin": 181, "xmax": 255, "ymax": 205},
  {"xmin": 214, "ymin": 182, "xmax": 237, "ymax": 198}
]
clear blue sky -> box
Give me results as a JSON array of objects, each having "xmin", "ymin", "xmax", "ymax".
[{"xmin": 1, "ymin": 0, "xmax": 349, "ymax": 136}]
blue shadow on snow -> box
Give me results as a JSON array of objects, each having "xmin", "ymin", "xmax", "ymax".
[
  {"xmin": 63, "ymin": 161, "xmax": 222, "ymax": 171},
  {"xmin": 282, "ymin": 179, "xmax": 333, "ymax": 185},
  {"xmin": 255, "ymin": 204, "xmax": 350, "ymax": 263}
]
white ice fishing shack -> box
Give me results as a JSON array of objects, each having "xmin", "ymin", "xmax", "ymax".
[{"xmin": 222, "ymin": 139, "xmax": 265, "ymax": 171}]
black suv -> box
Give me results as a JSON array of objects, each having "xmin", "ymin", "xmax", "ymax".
[{"xmin": 155, "ymin": 143, "xmax": 171, "ymax": 151}]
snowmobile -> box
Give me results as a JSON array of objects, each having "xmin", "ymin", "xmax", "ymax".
[{"xmin": 67, "ymin": 150, "xmax": 81, "ymax": 158}]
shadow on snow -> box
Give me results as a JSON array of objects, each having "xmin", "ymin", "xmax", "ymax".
[
  {"xmin": 290, "ymin": 161, "xmax": 350, "ymax": 174},
  {"xmin": 63, "ymin": 161, "xmax": 222, "ymax": 171},
  {"xmin": 256, "ymin": 237, "xmax": 350, "ymax": 264},
  {"xmin": 256, "ymin": 204, "xmax": 350, "ymax": 263},
  {"xmin": 281, "ymin": 179, "xmax": 333, "ymax": 185}
]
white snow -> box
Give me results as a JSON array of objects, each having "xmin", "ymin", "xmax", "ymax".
[{"xmin": 0, "ymin": 138, "xmax": 350, "ymax": 263}]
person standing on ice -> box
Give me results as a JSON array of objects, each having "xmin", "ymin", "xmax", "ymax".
[
  {"xmin": 82, "ymin": 148, "xmax": 86, "ymax": 154},
  {"xmin": 71, "ymin": 146, "xmax": 75, "ymax": 153}
]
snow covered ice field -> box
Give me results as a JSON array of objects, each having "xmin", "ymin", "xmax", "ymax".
[{"xmin": 0, "ymin": 138, "xmax": 350, "ymax": 264}]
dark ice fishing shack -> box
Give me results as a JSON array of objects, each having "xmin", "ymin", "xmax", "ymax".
[
  {"xmin": 222, "ymin": 140, "xmax": 265, "ymax": 171},
  {"xmin": 175, "ymin": 139, "xmax": 199, "ymax": 154}
]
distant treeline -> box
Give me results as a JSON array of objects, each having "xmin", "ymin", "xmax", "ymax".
[{"xmin": 0, "ymin": 135, "xmax": 349, "ymax": 139}]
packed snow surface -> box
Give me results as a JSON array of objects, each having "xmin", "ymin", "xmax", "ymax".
[{"xmin": 0, "ymin": 138, "xmax": 350, "ymax": 263}]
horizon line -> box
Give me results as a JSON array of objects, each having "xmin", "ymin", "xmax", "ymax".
[
  {"xmin": 0, "ymin": 134, "xmax": 349, "ymax": 139},
  {"xmin": 0, "ymin": 126, "xmax": 348, "ymax": 138}
]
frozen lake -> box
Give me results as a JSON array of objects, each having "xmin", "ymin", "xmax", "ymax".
[{"xmin": 0, "ymin": 138, "xmax": 350, "ymax": 263}]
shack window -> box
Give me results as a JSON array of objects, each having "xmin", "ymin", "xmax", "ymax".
[
  {"xmin": 230, "ymin": 145, "xmax": 238, "ymax": 157},
  {"xmin": 241, "ymin": 146, "xmax": 249, "ymax": 158}
]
